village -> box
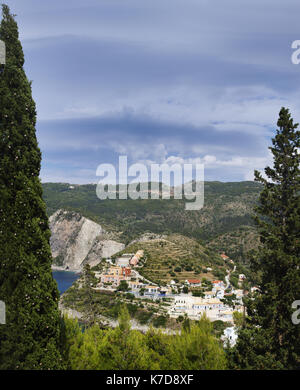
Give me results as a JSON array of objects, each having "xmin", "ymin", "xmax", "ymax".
[{"xmin": 92, "ymin": 250, "xmax": 254, "ymax": 336}]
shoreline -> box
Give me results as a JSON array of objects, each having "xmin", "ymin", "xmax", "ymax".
[{"xmin": 52, "ymin": 265, "xmax": 81, "ymax": 274}]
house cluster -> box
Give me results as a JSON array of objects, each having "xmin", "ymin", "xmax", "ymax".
[
  {"xmin": 97, "ymin": 249, "xmax": 247, "ymax": 323},
  {"xmin": 186, "ymin": 279, "xmax": 226, "ymax": 299},
  {"xmin": 100, "ymin": 265, "xmax": 132, "ymax": 286},
  {"xmin": 97, "ymin": 262, "xmax": 172, "ymax": 297},
  {"xmin": 168, "ymin": 294, "xmax": 242, "ymax": 323},
  {"xmin": 98, "ymin": 251, "xmax": 142, "ymax": 287},
  {"xmin": 168, "ymin": 278, "xmax": 244, "ymax": 323},
  {"xmin": 97, "ymin": 250, "xmax": 172, "ymax": 296}
]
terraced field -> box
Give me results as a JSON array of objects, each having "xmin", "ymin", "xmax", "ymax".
[{"xmin": 114, "ymin": 234, "xmax": 226, "ymax": 284}]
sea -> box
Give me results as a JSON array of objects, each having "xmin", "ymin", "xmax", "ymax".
[{"xmin": 52, "ymin": 270, "xmax": 80, "ymax": 295}]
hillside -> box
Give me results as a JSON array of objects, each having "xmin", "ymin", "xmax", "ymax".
[
  {"xmin": 43, "ymin": 181, "xmax": 262, "ymax": 263},
  {"xmin": 113, "ymin": 233, "xmax": 228, "ymax": 285}
]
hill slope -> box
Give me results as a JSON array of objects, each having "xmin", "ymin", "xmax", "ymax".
[
  {"xmin": 43, "ymin": 181, "xmax": 261, "ymax": 262},
  {"xmin": 114, "ymin": 233, "xmax": 228, "ymax": 284}
]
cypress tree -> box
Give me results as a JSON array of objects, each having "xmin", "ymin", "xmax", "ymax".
[
  {"xmin": 0, "ymin": 5, "xmax": 63, "ymax": 369},
  {"xmin": 230, "ymin": 107, "xmax": 300, "ymax": 369}
]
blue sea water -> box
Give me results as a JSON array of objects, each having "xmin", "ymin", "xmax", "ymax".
[{"xmin": 52, "ymin": 270, "xmax": 80, "ymax": 295}]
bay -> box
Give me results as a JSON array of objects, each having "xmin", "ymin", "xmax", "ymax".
[{"xmin": 52, "ymin": 270, "xmax": 80, "ymax": 295}]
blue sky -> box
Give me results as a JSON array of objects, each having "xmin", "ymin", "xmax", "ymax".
[{"xmin": 4, "ymin": 0, "xmax": 300, "ymax": 183}]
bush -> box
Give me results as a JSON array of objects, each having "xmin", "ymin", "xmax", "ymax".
[
  {"xmin": 63, "ymin": 308, "xmax": 227, "ymax": 370},
  {"xmin": 136, "ymin": 310, "xmax": 153, "ymax": 325},
  {"xmin": 152, "ymin": 315, "xmax": 167, "ymax": 328},
  {"xmin": 117, "ymin": 281, "xmax": 129, "ymax": 292}
]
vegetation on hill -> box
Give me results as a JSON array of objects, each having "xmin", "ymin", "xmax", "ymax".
[
  {"xmin": 114, "ymin": 234, "xmax": 227, "ymax": 284},
  {"xmin": 43, "ymin": 181, "xmax": 262, "ymax": 264}
]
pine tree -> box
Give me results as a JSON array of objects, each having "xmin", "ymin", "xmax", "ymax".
[
  {"xmin": 0, "ymin": 5, "xmax": 63, "ymax": 369},
  {"xmin": 231, "ymin": 107, "xmax": 300, "ymax": 369}
]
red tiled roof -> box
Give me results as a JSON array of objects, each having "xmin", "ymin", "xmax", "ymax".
[{"xmin": 188, "ymin": 279, "xmax": 201, "ymax": 284}]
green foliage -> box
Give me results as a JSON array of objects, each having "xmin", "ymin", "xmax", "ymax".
[
  {"xmin": 152, "ymin": 315, "xmax": 167, "ymax": 328},
  {"xmin": 212, "ymin": 320, "xmax": 230, "ymax": 338},
  {"xmin": 192, "ymin": 290, "xmax": 204, "ymax": 297},
  {"xmin": 182, "ymin": 286, "xmax": 189, "ymax": 294},
  {"xmin": 63, "ymin": 311, "xmax": 227, "ymax": 370},
  {"xmin": 231, "ymin": 108, "xmax": 300, "ymax": 369},
  {"xmin": 80, "ymin": 264, "xmax": 99, "ymax": 327},
  {"xmin": 0, "ymin": 5, "xmax": 62, "ymax": 369},
  {"xmin": 135, "ymin": 310, "xmax": 153, "ymax": 325},
  {"xmin": 229, "ymin": 274, "xmax": 239, "ymax": 288},
  {"xmin": 221, "ymin": 294, "xmax": 238, "ymax": 309},
  {"xmin": 232, "ymin": 311, "xmax": 244, "ymax": 329},
  {"xmin": 117, "ymin": 280, "xmax": 129, "ymax": 292},
  {"xmin": 213, "ymin": 268, "xmax": 226, "ymax": 282}
]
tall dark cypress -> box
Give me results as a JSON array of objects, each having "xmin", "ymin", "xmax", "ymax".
[
  {"xmin": 230, "ymin": 107, "xmax": 300, "ymax": 369},
  {"xmin": 0, "ymin": 5, "xmax": 62, "ymax": 369}
]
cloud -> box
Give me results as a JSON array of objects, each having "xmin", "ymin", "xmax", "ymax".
[
  {"xmin": 37, "ymin": 111, "xmax": 273, "ymax": 183},
  {"xmin": 3, "ymin": 0, "xmax": 299, "ymax": 182}
]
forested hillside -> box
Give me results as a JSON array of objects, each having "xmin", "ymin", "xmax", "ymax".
[{"xmin": 43, "ymin": 181, "xmax": 261, "ymax": 262}]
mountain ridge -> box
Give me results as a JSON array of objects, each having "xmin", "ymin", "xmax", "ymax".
[{"xmin": 44, "ymin": 181, "xmax": 261, "ymax": 263}]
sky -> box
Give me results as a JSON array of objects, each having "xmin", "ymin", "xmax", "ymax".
[{"xmin": 3, "ymin": 0, "xmax": 300, "ymax": 183}]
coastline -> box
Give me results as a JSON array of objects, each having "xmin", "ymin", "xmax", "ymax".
[{"xmin": 51, "ymin": 265, "xmax": 81, "ymax": 274}]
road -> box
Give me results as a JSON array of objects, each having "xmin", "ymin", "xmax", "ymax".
[{"xmin": 225, "ymin": 265, "xmax": 236, "ymax": 290}]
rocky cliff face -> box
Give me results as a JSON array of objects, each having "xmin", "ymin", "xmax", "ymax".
[{"xmin": 49, "ymin": 210, "xmax": 125, "ymax": 271}]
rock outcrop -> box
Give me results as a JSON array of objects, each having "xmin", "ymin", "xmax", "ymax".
[{"xmin": 49, "ymin": 209, "xmax": 125, "ymax": 271}]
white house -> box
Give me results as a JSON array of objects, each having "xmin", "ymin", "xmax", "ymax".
[
  {"xmin": 144, "ymin": 285, "xmax": 160, "ymax": 295},
  {"xmin": 212, "ymin": 280, "xmax": 225, "ymax": 289},
  {"xmin": 218, "ymin": 310, "xmax": 234, "ymax": 322},
  {"xmin": 169, "ymin": 296, "xmax": 226, "ymax": 321},
  {"xmin": 222, "ymin": 327, "xmax": 238, "ymax": 347},
  {"xmin": 128, "ymin": 281, "xmax": 145, "ymax": 290},
  {"xmin": 204, "ymin": 291, "xmax": 215, "ymax": 299},
  {"xmin": 215, "ymin": 289, "xmax": 225, "ymax": 299},
  {"xmin": 116, "ymin": 256, "xmax": 131, "ymax": 267},
  {"xmin": 186, "ymin": 279, "xmax": 201, "ymax": 287}
]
